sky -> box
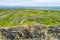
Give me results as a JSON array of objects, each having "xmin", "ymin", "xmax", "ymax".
[{"xmin": 0, "ymin": 0, "xmax": 60, "ymax": 6}]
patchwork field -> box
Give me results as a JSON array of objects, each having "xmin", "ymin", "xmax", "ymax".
[{"xmin": 0, "ymin": 9, "xmax": 60, "ymax": 27}]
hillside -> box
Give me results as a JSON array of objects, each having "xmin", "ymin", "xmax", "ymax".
[{"xmin": 0, "ymin": 9, "xmax": 60, "ymax": 27}]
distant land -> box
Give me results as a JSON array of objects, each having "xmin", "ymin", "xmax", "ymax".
[{"xmin": 0, "ymin": 6, "xmax": 60, "ymax": 10}]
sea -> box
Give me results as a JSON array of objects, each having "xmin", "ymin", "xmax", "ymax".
[{"xmin": 0, "ymin": 6, "xmax": 60, "ymax": 11}]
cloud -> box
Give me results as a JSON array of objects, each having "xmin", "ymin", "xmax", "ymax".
[
  {"xmin": 0, "ymin": 0, "xmax": 39, "ymax": 6},
  {"xmin": 0, "ymin": 0, "xmax": 60, "ymax": 6}
]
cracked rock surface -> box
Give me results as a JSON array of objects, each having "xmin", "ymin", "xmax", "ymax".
[{"xmin": 0, "ymin": 24, "xmax": 60, "ymax": 40}]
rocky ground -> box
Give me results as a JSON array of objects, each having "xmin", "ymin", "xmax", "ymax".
[{"xmin": 0, "ymin": 24, "xmax": 60, "ymax": 40}]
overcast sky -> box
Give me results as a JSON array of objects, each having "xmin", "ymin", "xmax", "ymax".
[{"xmin": 0, "ymin": 0, "xmax": 60, "ymax": 6}]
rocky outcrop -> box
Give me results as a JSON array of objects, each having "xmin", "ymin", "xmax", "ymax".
[{"xmin": 0, "ymin": 24, "xmax": 60, "ymax": 40}]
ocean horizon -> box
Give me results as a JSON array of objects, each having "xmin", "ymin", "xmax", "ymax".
[{"xmin": 0, "ymin": 6, "xmax": 60, "ymax": 10}]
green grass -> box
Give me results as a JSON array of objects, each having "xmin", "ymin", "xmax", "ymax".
[{"xmin": 0, "ymin": 9, "xmax": 60, "ymax": 27}]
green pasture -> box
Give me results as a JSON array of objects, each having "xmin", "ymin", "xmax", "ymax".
[{"xmin": 0, "ymin": 9, "xmax": 60, "ymax": 27}]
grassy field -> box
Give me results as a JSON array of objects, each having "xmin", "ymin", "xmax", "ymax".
[{"xmin": 0, "ymin": 9, "xmax": 60, "ymax": 27}]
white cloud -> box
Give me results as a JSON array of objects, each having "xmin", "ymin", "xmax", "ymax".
[
  {"xmin": 0, "ymin": 0, "xmax": 60, "ymax": 6},
  {"xmin": 37, "ymin": 0, "xmax": 46, "ymax": 2}
]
